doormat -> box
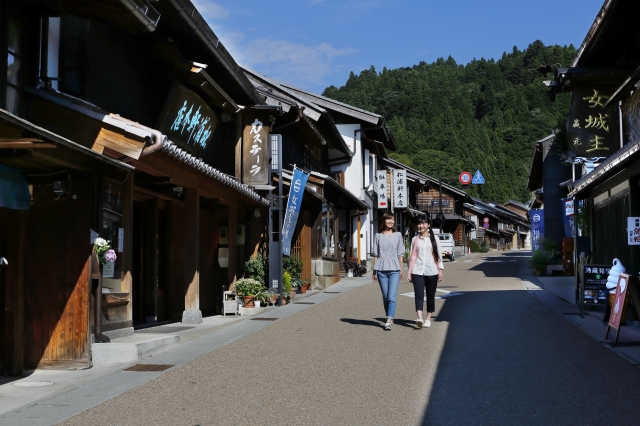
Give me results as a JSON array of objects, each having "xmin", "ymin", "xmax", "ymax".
[{"xmin": 124, "ymin": 364, "xmax": 173, "ymax": 372}]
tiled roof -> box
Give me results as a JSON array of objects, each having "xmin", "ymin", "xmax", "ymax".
[{"xmin": 161, "ymin": 140, "xmax": 269, "ymax": 206}]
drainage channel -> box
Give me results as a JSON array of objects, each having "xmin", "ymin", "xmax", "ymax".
[{"xmin": 124, "ymin": 364, "xmax": 174, "ymax": 372}]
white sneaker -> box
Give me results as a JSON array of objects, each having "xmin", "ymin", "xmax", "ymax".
[
  {"xmin": 424, "ymin": 320, "xmax": 431, "ymax": 328},
  {"xmin": 384, "ymin": 322, "xmax": 393, "ymax": 330},
  {"xmin": 415, "ymin": 319, "xmax": 423, "ymax": 328}
]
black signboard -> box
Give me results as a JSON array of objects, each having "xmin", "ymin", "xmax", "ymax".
[
  {"xmin": 157, "ymin": 84, "xmax": 218, "ymax": 157},
  {"xmin": 431, "ymin": 199, "xmax": 450, "ymax": 207},
  {"xmin": 567, "ymin": 86, "xmax": 619, "ymax": 158},
  {"xmin": 581, "ymin": 264, "xmax": 611, "ymax": 304}
]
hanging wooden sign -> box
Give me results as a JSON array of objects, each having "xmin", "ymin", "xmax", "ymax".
[
  {"xmin": 157, "ymin": 84, "xmax": 218, "ymax": 157},
  {"xmin": 567, "ymin": 85, "xmax": 619, "ymax": 158},
  {"xmin": 242, "ymin": 111, "xmax": 270, "ymax": 185}
]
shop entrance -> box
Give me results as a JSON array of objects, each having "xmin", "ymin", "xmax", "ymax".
[{"xmin": 132, "ymin": 198, "xmax": 168, "ymax": 325}]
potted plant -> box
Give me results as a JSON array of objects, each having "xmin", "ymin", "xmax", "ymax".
[
  {"xmin": 234, "ymin": 278, "xmax": 264, "ymax": 307},
  {"xmin": 530, "ymin": 250, "xmax": 548, "ymax": 275},
  {"xmin": 283, "ymin": 271, "xmax": 295, "ymax": 301},
  {"xmin": 294, "ymin": 277, "xmax": 310, "ymax": 293},
  {"xmin": 255, "ymin": 288, "xmax": 275, "ymax": 307}
]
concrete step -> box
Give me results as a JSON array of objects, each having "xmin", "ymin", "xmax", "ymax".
[{"xmin": 91, "ymin": 334, "xmax": 179, "ymax": 365}]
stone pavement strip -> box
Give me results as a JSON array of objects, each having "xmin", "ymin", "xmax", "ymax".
[
  {"xmin": 5, "ymin": 252, "xmax": 640, "ymax": 425},
  {"xmin": 0, "ymin": 278, "xmax": 368, "ymax": 426}
]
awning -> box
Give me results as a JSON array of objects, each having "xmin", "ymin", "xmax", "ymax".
[
  {"xmin": 568, "ymin": 137, "xmax": 640, "ymax": 198},
  {"xmin": 484, "ymin": 228, "xmax": 500, "ymax": 236},
  {"xmin": 445, "ymin": 214, "xmax": 476, "ymax": 228},
  {"xmin": 0, "ymin": 165, "xmax": 30, "ymax": 210}
]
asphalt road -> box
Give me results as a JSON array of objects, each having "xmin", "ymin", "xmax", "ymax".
[{"xmin": 61, "ymin": 252, "xmax": 640, "ymax": 425}]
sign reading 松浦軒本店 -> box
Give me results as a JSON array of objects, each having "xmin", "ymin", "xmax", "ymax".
[
  {"xmin": 393, "ymin": 169, "xmax": 407, "ymax": 208},
  {"xmin": 376, "ymin": 170, "xmax": 388, "ymax": 209},
  {"xmin": 282, "ymin": 167, "xmax": 310, "ymax": 255},
  {"xmin": 567, "ymin": 85, "xmax": 619, "ymax": 158}
]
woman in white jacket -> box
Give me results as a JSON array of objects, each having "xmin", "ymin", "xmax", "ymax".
[{"xmin": 407, "ymin": 215, "xmax": 444, "ymax": 328}]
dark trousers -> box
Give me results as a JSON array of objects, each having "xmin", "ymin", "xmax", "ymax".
[{"xmin": 412, "ymin": 274, "xmax": 438, "ymax": 313}]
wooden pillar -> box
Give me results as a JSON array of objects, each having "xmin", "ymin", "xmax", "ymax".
[
  {"xmin": 143, "ymin": 200, "xmax": 158, "ymax": 322},
  {"xmin": 228, "ymin": 205, "xmax": 238, "ymax": 285},
  {"xmin": 121, "ymin": 173, "xmax": 134, "ymax": 325},
  {"xmin": 182, "ymin": 188, "xmax": 202, "ymax": 323},
  {"xmin": 3, "ymin": 210, "xmax": 25, "ymax": 376}
]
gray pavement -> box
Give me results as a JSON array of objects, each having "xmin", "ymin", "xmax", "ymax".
[{"xmin": 4, "ymin": 251, "xmax": 640, "ymax": 425}]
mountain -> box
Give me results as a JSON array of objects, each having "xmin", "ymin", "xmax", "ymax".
[{"xmin": 322, "ymin": 40, "xmax": 576, "ymax": 203}]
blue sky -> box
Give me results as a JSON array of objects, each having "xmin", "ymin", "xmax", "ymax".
[{"xmin": 193, "ymin": 0, "xmax": 605, "ymax": 94}]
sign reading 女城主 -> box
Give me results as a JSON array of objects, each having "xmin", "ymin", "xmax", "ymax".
[
  {"xmin": 529, "ymin": 209, "xmax": 544, "ymax": 251},
  {"xmin": 282, "ymin": 167, "xmax": 310, "ymax": 255},
  {"xmin": 567, "ymin": 85, "xmax": 619, "ymax": 158}
]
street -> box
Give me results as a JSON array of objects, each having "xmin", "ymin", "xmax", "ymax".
[{"xmin": 19, "ymin": 252, "xmax": 632, "ymax": 425}]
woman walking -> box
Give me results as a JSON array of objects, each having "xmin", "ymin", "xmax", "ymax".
[
  {"xmin": 371, "ymin": 212, "xmax": 405, "ymax": 330},
  {"xmin": 407, "ymin": 215, "xmax": 444, "ymax": 328}
]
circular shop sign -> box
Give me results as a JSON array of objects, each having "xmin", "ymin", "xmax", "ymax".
[
  {"xmin": 459, "ymin": 172, "xmax": 472, "ymax": 185},
  {"xmin": 532, "ymin": 214, "xmax": 541, "ymax": 222},
  {"xmin": 483, "ymin": 217, "xmax": 489, "ymax": 223}
]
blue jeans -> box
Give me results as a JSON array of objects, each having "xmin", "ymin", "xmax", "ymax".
[{"xmin": 376, "ymin": 270, "xmax": 400, "ymax": 319}]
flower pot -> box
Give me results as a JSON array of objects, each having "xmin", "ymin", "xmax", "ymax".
[
  {"xmin": 289, "ymin": 289, "xmax": 297, "ymax": 300},
  {"xmin": 300, "ymin": 284, "xmax": 310, "ymax": 294},
  {"xmin": 242, "ymin": 296, "xmax": 256, "ymax": 307},
  {"xmin": 270, "ymin": 295, "xmax": 279, "ymax": 305},
  {"xmin": 534, "ymin": 269, "xmax": 542, "ymax": 276},
  {"xmin": 255, "ymin": 300, "xmax": 261, "ymax": 308}
]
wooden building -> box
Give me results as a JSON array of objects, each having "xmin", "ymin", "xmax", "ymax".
[
  {"xmin": 0, "ymin": 0, "xmax": 268, "ymax": 373},
  {"xmin": 380, "ymin": 158, "xmax": 473, "ymax": 255},
  {"xmin": 547, "ymin": 0, "xmax": 640, "ymax": 275},
  {"xmin": 241, "ymin": 68, "xmax": 392, "ymax": 287}
]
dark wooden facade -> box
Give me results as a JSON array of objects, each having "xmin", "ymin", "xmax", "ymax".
[{"xmin": 0, "ymin": 0, "xmax": 267, "ymax": 373}]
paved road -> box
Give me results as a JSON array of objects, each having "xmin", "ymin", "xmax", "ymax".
[{"xmin": 60, "ymin": 252, "xmax": 640, "ymax": 425}]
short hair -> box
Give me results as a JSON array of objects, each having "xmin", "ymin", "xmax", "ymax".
[{"xmin": 378, "ymin": 211, "xmax": 395, "ymax": 233}]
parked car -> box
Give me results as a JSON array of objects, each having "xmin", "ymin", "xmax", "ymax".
[{"xmin": 436, "ymin": 233, "xmax": 455, "ymax": 262}]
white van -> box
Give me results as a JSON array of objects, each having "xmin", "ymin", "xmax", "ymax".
[{"xmin": 436, "ymin": 233, "xmax": 455, "ymax": 262}]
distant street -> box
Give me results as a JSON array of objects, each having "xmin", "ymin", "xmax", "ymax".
[{"xmin": 54, "ymin": 251, "xmax": 640, "ymax": 426}]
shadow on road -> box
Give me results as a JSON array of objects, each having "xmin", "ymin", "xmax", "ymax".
[{"xmin": 419, "ymin": 287, "xmax": 640, "ymax": 424}]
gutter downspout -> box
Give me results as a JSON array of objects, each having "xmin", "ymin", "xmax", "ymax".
[
  {"xmin": 118, "ymin": 0, "xmax": 159, "ymax": 32},
  {"xmin": 109, "ymin": 114, "xmax": 166, "ymax": 158}
]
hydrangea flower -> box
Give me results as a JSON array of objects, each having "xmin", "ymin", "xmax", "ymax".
[{"xmin": 105, "ymin": 249, "xmax": 117, "ymax": 263}]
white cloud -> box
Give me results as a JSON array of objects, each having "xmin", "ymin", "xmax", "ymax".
[
  {"xmin": 240, "ymin": 39, "xmax": 357, "ymax": 88},
  {"xmin": 191, "ymin": 0, "xmax": 230, "ymax": 20},
  {"xmin": 192, "ymin": 1, "xmax": 357, "ymax": 92}
]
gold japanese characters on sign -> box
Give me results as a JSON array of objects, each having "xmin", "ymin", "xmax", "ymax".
[{"xmin": 568, "ymin": 87, "xmax": 618, "ymax": 157}]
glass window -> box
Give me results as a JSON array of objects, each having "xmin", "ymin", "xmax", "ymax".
[{"xmin": 6, "ymin": 20, "xmax": 21, "ymax": 114}]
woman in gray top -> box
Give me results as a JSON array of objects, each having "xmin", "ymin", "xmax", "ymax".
[{"xmin": 371, "ymin": 212, "xmax": 405, "ymax": 330}]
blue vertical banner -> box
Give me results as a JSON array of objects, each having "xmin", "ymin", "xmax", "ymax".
[
  {"xmin": 282, "ymin": 167, "xmax": 310, "ymax": 256},
  {"xmin": 529, "ymin": 209, "xmax": 545, "ymax": 251},
  {"xmin": 562, "ymin": 198, "xmax": 575, "ymax": 238}
]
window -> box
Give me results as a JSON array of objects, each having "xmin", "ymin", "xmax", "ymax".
[
  {"xmin": 60, "ymin": 15, "xmax": 89, "ymax": 96},
  {"xmin": 6, "ymin": 19, "xmax": 22, "ymax": 114},
  {"xmin": 321, "ymin": 204, "xmax": 336, "ymax": 258}
]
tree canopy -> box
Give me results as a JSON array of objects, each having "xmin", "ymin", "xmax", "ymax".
[{"xmin": 323, "ymin": 40, "xmax": 575, "ymax": 203}]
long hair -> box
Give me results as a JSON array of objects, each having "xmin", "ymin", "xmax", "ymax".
[
  {"xmin": 378, "ymin": 211, "xmax": 395, "ymax": 233},
  {"xmin": 415, "ymin": 214, "xmax": 440, "ymax": 263}
]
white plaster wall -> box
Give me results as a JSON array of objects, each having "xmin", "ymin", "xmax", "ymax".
[{"xmin": 332, "ymin": 124, "xmax": 362, "ymax": 198}]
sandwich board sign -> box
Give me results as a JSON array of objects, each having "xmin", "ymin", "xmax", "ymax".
[{"xmin": 472, "ymin": 170, "xmax": 485, "ymax": 184}]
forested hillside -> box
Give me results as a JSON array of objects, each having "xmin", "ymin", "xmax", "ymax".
[{"xmin": 323, "ymin": 41, "xmax": 575, "ymax": 203}]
